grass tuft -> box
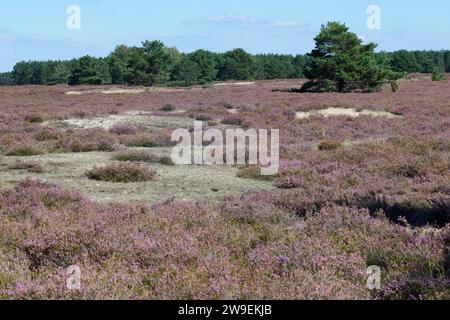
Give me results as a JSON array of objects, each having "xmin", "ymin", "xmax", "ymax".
[{"xmin": 86, "ymin": 163, "xmax": 157, "ymax": 183}]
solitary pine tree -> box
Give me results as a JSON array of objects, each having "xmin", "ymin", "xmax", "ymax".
[{"xmin": 302, "ymin": 22, "xmax": 398, "ymax": 92}]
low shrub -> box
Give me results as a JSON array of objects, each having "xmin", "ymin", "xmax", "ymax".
[
  {"xmin": 58, "ymin": 129, "xmax": 118, "ymax": 153},
  {"xmin": 6, "ymin": 145, "xmax": 42, "ymax": 156},
  {"xmin": 237, "ymin": 165, "xmax": 275, "ymax": 181},
  {"xmin": 432, "ymin": 72, "xmax": 446, "ymax": 82},
  {"xmin": 109, "ymin": 124, "xmax": 138, "ymax": 135},
  {"xmin": 222, "ymin": 115, "xmax": 244, "ymax": 126},
  {"xmin": 193, "ymin": 113, "xmax": 213, "ymax": 121},
  {"xmin": 160, "ymin": 104, "xmax": 175, "ymax": 112},
  {"xmin": 86, "ymin": 163, "xmax": 157, "ymax": 183},
  {"xmin": 124, "ymin": 131, "xmax": 173, "ymax": 148},
  {"xmin": 25, "ymin": 115, "xmax": 44, "ymax": 123},
  {"xmin": 124, "ymin": 135, "xmax": 158, "ymax": 148},
  {"xmin": 274, "ymin": 177, "xmax": 303, "ymax": 189},
  {"xmin": 159, "ymin": 156, "xmax": 175, "ymax": 166},
  {"xmin": 34, "ymin": 128, "xmax": 64, "ymax": 141},
  {"xmin": 318, "ymin": 140, "xmax": 342, "ymax": 151},
  {"xmin": 218, "ymin": 101, "xmax": 234, "ymax": 110},
  {"xmin": 391, "ymin": 80, "xmax": 399, "ymax": 92},
  {"xmin": 113, "ymin": 150, "xmax": 174, "ymax": 166}
]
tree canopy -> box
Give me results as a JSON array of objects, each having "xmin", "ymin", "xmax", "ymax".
[
  {"xmin": 302, "ymin": 22, "xmax": 400, "ymax": 92},
  {"xmin": 2, "ymin": 26, "xmax": 449, "ymax": 87}
]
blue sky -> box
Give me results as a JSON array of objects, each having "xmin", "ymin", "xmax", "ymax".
[{"xmin": 1, "ymin": 0, "xmax": 450, "ymax": 71}]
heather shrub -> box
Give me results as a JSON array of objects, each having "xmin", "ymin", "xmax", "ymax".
[
  {"xmin": 274, "ymin": 176, "xmax": 303, "ymax": 189},
  {"xmin": 217, "ymin": 101, "xmax": 234, "ymax": 110},
  {"xmin": 222, "ymin": 115, "xmax": 244, "ymax": 126},
  {"xmin": 160, "ymin": 104, "xmax": 175, "ymax": 112},
  {"xmin": 193, "ymin": 113, "xmax": 213, "ymax": 121},
  {"xmin": 158, "ymin": 156, "xmax": 174, "ymax": 166},
  {"xmin": 6, "ymin": 145, "xmax": 42, "ymax": 156},
  {"xmin": 86, "ymin": 163, "xmax": 157, "ymax": 183},
  {"xmin": 383, "ymin": 278, "xmax": 450, "ymax": 300},
  {"xmin": 58, "ymin": 129, "xmax": 118, "ymax": 153},
  {"xmin": 24, "ymin": 114, "xmax": 44, "ymax": 123},
  {"xmin": 237, "ymin": 166, "xmax": 275, "ymax": 181},
  {"xmin": 34, "ymin": 128, "xmax": 64, "ymax": 141},
  {"xmin": 124, "ymin": 131, "xmax": 173, "ymax": 148},
  {"xmin": 113, "ymin": 150, "xmax": 174, "ymax": 166},
  {"xmin": 221, "ymin": 200, "xmax": 296, "ymax": 226},
  {"xmin": 318, "ymin": 140, "xmax": 342, "ymax": 151},
  {"xmin": 124, "ymin": 134, "xmax": 159, "ymax": 148},
  {"xmin": 109, "ymin": 123, "xmax": 138, "ymax": 135}
]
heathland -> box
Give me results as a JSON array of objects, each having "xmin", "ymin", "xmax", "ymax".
[{"xmin": 0, "ymin": 75, "xmax": 449, "ymax": 299}]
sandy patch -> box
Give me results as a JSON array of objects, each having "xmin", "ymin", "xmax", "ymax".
[
  {"xmin": 213, "ymin": 82, "xmax": 256, "ymax": 87},
  {"xmin": 66, "ymin": 88, "xmax": 147, "ymax": 95},
  {"xmin": 0, "ymin": 150, "xmax": 274, "ymax": 205},
  {"xmin": 44, "ymin": 114, "xmax": 193, "ymax": 130},
  {"xmin": 296, "ymin": 107, "xmax": 400, "ymax": 119},
  {"xmin": 66, "ymin": 87, "xmax": 192, "ymax": 95}
]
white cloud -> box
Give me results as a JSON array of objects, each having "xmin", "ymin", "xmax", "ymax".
[
  {"xmin": 185, "ymin": 14, "xmax": 304, "ymax": 29},
  {"xmin": 268, "ymin": 21, "xmax": 300, "ymax": 28},
  {"xmin": 208, "ymin": 14, "xmax": 257, "ymax": 24}
]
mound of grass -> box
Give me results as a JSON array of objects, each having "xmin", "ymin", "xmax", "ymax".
[
  {"xmin": 25, "ymin": 114, "xmax": 45, "ymax": 123},
  {"xmin": 124, "ymin": 135, "xmax": 159, "ymax": 148},
  {"xmin": 432, "ymin": 72, "xmax": 446, "ymax": 82},
  {"xmin": 34, "ymin": 128, "xmax": 64, "ymax": 141},
  {"xmin": 218, "ymin": 101, "xmax": 234, "ymax": 110},
  {"xmin": 6, "ymin": 145, "xmax": 42, "ymax": 156},
  {"xmin": 160, "ymin": 104, "xmax": 175, "ymax": 112},
  {"xmin": 113, "ymin": 150, "xmax": 174, "ymax": 166},
  {"xmin": 318, "ymin": 140, "xmax": 342, "ymax": 151},
  {"xmin": 86, "ymin": 163, "xmax": 156, "ymax": 183},
  {"xmin": 274, "ymin": 177, "xmax": 303, "ymax": 189},
  {"xmin": 222, "ymin": 115, "xmax": 244, "ymax": 126},
  {"xmin": 109, "ymin": 123, "xmax": 138, "ymax": 135},
  {"xmin": 237, "ymin": 165, "xmax": 275, "ymax": 181},
  {"xmin": 124, "ymin": 132, "xmax": 173, "ymax": 148},
  {"xmin": 391, "ymin": 80, "xmax": 399, "ymax": 93},
  {"xmin": 59, "ymin": 129, "xmax": 118, "ymax": 153}
]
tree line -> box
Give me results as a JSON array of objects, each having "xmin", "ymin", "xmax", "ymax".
[{"xmin": 1, "ymin": 40, "xmax": 449, "ymax": 87}]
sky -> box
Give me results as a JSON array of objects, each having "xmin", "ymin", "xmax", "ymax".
[{"xmin": 1, "ymin": 0, "xmax": 450, "ymax": 71}]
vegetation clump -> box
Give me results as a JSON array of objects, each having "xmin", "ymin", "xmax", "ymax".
[
  {"xmin": 6, "ymin": 145, "xmax": 43, "ymax": 156},
  {"xmin": 318, "ymin": 140, "xmax": 342, "ymax": 151},
  {"xmin": 25, "ymin": 114, "xmax": 45, "ymax": 124},
  {"xmin": 113, "ymin": 150, "xmax": 174, "ymax": 166},
  {"xmin": 391, "ymin": 80, "xmax": 399, "ymax": 92},
  {"xmin": 86, "ymin": 163, "xmax": 156, "ymax": 183},
  {"xmin": 432, "ymin": 71, "xmax": 446, "ymax": 81}
]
